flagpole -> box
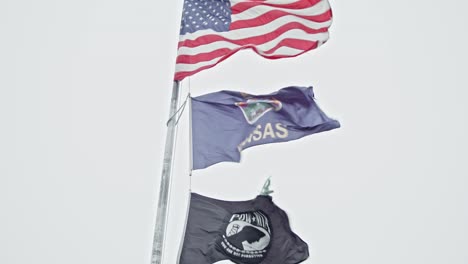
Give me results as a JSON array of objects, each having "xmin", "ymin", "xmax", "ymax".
[{"xmin": 151, "ymin": 80, "xmax": 180, "ymax": 264}]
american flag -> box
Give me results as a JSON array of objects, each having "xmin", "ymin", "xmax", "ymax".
[{"xmin": 174, "ymin": 0, "xmax": 333, "ymax": 80}]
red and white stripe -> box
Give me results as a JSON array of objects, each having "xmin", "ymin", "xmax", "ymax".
[{"xmin": 174, "ymin": 0, "xmax": 333, "ymax": 80}]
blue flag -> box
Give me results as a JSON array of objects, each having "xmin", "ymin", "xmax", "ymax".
[{"xmin": 191, "ymin": 86, "xmax": 340, "ymax": 170}]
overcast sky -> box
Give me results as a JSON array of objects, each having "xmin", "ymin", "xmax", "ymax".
[{"xmin": 2, "ymin": 0, "xmax": 468, "ymax": 264}]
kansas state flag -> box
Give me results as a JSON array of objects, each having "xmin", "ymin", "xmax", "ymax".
[{"xmin": 191, "ymin": 86, "xmax": 340, "ymax": 170}]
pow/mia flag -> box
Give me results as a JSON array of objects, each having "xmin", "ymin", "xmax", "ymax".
[
  {"xmin": 191, "ymin": 86, "xmax": 340, "ymax": 170},
  {"xmin": 179, "ymin": 193, "xmax": 309, "ymax": 264}
]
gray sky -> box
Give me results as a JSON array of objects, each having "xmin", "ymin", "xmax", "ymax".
[{"xmin": 1, "ymin": 0, "xmax": 468, "ymax": 264}]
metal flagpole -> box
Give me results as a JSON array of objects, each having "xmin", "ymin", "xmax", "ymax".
[{"xmin": 151, "ymin": 80, "xmax": 180, "ymax": 264}]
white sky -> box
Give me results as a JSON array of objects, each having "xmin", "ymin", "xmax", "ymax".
[{"xmin": 1, "ymin": 0, "xmax": 468, "ymax": 264}]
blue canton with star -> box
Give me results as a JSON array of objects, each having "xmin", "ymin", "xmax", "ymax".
[{"xmin": 180, "ymin": 0, "xmax": 232, "ymax": 35}]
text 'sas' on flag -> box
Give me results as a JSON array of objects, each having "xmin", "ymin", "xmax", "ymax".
[
  {"xmin": 175, "ymin": 0, "xmax": 333, "ymax": 80},
  {"xmin": 190, "ymin": 86, "xmax": 340, "ymax": 170}
]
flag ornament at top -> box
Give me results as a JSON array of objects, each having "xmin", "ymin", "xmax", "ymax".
[{"xmin": 175, "ymin": 0, "xmax": 333, "ymax": 80}]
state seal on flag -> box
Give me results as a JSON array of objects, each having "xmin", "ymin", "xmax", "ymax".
[{"xmin": 235, "ymin": 98, "xmax": 282, "ymax": 124}]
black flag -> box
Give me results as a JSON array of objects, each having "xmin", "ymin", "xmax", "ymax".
[{"xmin": 179, "ymin": 193, "xmax": 309, "ymax": 264}]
